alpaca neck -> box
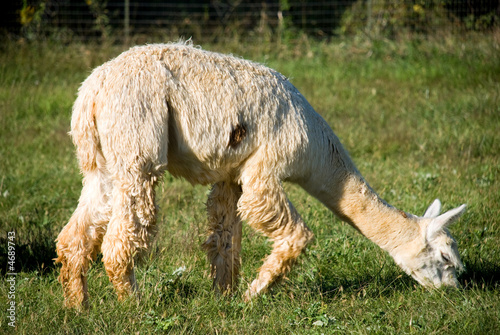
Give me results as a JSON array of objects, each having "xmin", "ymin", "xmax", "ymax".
[
  {"xmin": 325, "ymin": 174, "xmax": 421, "ymax": 255},
  {"xmin": 297, "ymin": 131, "xmax": 422, "ymax": 256}
]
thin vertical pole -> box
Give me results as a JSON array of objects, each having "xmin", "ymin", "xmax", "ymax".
[
  {"xmin": 124, "ymin": 0, "xmax": 130, "ymax": 45},
  {"xmin": 366, "ymin": 0, "xmax": 372, "ymax": 33}
]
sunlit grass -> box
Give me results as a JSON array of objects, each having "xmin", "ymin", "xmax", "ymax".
[{"xmin": 1, "ymin": 33, "xmax": 499, "ymax": 333}]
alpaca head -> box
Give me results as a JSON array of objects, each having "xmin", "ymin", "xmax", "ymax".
[{"xmin": 395, "ymin": 199, "xmax": 466, "ymax": 288}]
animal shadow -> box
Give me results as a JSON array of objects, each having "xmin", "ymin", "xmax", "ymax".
[{"xmin": 0, "ymin": 234, "xmax": 57, "ymax": 276}]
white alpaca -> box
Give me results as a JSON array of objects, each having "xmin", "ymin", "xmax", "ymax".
[{"xmin": 55, "ymin": 41, "xmax": 466, "ymax": 308}]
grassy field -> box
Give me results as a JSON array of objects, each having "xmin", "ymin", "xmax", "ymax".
[{"xmin": 1, "ymin": 33, "xmax": 499, "ymax": 334}]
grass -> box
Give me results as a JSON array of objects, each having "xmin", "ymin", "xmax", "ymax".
[{"xmin": 1, "ymin": 32, "xmax": 499, "ymax": 333}]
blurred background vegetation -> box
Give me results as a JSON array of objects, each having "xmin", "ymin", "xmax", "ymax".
[{"xmin": 1, "ymin": 0, "xmax": 499, "ymax": 44}]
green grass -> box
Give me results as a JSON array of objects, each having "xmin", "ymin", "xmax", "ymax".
[{"xmin": 1, "ymin": 33, "xmax": 499, "ymax": 334}]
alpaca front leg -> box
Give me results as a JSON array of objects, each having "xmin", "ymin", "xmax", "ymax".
[
  {"xmin": 202, "ymin": 182, "xmax": 242, "ymax": 294},
  {"xmin": 238, "ymin": 176, "xmax": 314, "ymax": 300}
]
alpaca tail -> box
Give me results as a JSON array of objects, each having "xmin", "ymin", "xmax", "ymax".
[{"xmin": 70, "ymin": 88, "xmax": 100, "ymax": 173}]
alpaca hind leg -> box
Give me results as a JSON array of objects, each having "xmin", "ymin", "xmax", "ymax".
[
  {"xmin": 55, "ymin": 171, "xmax": 111, "ymax": 309},
  {"xmin": 101, "ymin": 174, "xmax": 159, "ymax": 301},
  {"xmin": 238, "ymin": 175, "xmax": 314, "ymax": 300},
  {"xmin": 202, "ymin": 182, "xmax": 242, "ymax": 294}
]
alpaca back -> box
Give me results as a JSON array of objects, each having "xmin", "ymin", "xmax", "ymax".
[
  {"xmin": 157, "ymin": 43, "xmax": 311, "ymax": 170},
  {"xmin": 71, "ymin": 42, "xmax": 342, "ymax": 184}
]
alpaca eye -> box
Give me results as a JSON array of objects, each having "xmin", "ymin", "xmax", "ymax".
[{"xmin": 441, "ymin": 252, "xmax": 450, "ymax": 263}]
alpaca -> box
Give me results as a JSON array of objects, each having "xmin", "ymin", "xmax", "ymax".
[{"xmin": 55, "ymin": 41, "xmax": 466, "ymax": 309}]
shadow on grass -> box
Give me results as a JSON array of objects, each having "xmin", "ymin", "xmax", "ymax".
[
  {"xmin": 306, "ymin": 263, "xmax": 500, "ymax": 300},
  {"xmin": 0, "ymin": 234, "xmax": 57, "ymax": 276},
  {"xmin": 297, "ymin": 257, "xmax": 500, "ymax": 301},
  {"xmin": 460, "ymin": 261, "xmax": 500, "ymax": 289},
  {"xmin": 310, "ymin": 272, "xmax": 415, "ymax": 299}
]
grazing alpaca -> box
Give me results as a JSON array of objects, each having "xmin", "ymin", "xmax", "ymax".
[{"xmin": 55, "ymin": 41, "xmax": 466, "ymax": 309}]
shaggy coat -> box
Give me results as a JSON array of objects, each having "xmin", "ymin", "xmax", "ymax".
[{"xmin": 56, "ymin": 42, "xmax": 466, "ymax": 308}]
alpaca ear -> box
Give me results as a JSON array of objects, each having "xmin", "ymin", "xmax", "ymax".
[
  {"xmin": 426, "ymin": 204, "xmax": 467, "ymax": 240},
  {"xmin": 423, "ymin": 199, "xmax": 442, "ymax": 218}
]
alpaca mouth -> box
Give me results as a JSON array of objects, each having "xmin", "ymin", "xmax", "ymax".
[{"xmin": 413, "ymin": 272, "xmax": 460, "ymax": 289}]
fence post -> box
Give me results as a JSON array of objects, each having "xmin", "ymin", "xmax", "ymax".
[
  {"xmin": 366, "ymin": 0, "xmax": 373, "ymax": 32},
  {"xmin": 124, "ymin": 0, "xmax": 130, "ymax": 45}
]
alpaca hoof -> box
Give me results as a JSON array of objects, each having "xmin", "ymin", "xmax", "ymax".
[
  {"xmin": 243, "ymin": 279, "xmax": 267, "ymax": 302},
  {"xmin": 243, "ymin": 289, "xmax": 255, "ymax": 302},
  {"xmin": 63, "ymin": 295, "xmax": 88, "ymax": 311}
]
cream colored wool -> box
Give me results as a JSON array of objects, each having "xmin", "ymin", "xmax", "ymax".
[{"xmin": 55, "ymin": 41, "xmax": 466, "ymax": 309}]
